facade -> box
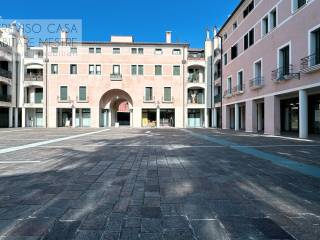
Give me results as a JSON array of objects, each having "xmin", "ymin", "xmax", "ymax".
[
  {"xmin": 0, "ymin": 27, "xmax": 212, "ymax": 128},
  {"xmin": 217, "ymin": 0, "xmax": 320, "ymax": 138}
]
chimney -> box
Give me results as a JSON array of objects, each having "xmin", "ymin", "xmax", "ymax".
[
  {"xmin": 60, "ymin": 30, "xmax": 68, "ymax": 44},
  {"xmin": 213, "ymin": 26, "xmax": 218, "ymax": 37},
  {"xmin": 206, "ymin": 29, "xmax": 210, "ymax": 41},
  {"xmin": 165, "ymin": 31, "xmax": 172, "ymax": 44}
]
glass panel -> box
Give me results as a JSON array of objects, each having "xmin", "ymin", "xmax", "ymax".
[
  {"xmin": 131, "ymin": 65, "xmax": 137, "ymax": 75},
  {"xmin": 89, "ymin": 65, "xmax": 95, "ymax": 74},
  {"xmin": 60, "ymin": 86, "xmax": 68, "ymax": 100},
  {"xmin": 70, "ymin": 64, "xmax": 77, "ymax": 74},
  {"xmin": 96, "ymin": 65, "xmax": 101, "ymax": 75},
  {"xmin": 173, "ymin": 66, "xmax": 180, "ymax": 75},
  {"xmin": 138, "ymin": 48, "xmax": 144, "ymax": 54},
  {"xmin": 138, "ymin": 65, "xmax": 144, "ymax": 75},
  {"xmin": 131, "ymin": 48, "xmax": 137, "ymax": 54},
  {"xmin": 89, "ymin": 48, "xmax": 94, "ymax": 53},
  {"xmin": 113, "ymin": 48, "xmax": 120, "ymax": 54},
  {"xmin": 35, "ymin": 88, "xmax": 43, "ymax": 103},
  {"xmin": 51, "ymin": 64, "xmax": 58, "ymax": 74},
  {"xmin": 155, "ymin": 65, "xmax": 162, "ymax": 75},
  {"xmin": 164, "ymin": 87, "xmax": 171, "ymax": 101},
  {"xmin": 113, "ymin": 65, "xmax": 120, "ymax": 74},
  {"xmin": 145, "ymin": 87, "xmax": 152, "ymax": 100},
  {"xmin": 79, "ymin": 87, "xmax": 86, "ymax": 101},
  {"xmin": 96, "ymin": 48, "xmax": 101, "ymax": 53}
]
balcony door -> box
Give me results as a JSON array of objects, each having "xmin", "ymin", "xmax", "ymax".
[
  {"xmin": 113, "ymin": 65, "xmax": 120, "ymax": 75},
  {"xmin": 279, "ymin": 46, "xmax": 290, "ymax": 75}
]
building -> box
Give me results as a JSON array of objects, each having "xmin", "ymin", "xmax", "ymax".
[
  {"xmin": 0, "ymin": 26, "xmax": 212, "ymax": 129},
  {"xmin": 217, "ymin": 0, "xmax": 320, "ymax": 138}
]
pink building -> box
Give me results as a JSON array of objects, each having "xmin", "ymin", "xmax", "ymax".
[{"xmin": 217, "ymin": 0, "xmax": 320, "ymax": 138}]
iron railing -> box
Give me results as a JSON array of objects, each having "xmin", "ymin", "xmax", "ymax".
[
  {"xmin": 233, "ymin": 84, "xmax": 245, "ymax": 94},
  {"xmin": 271, "ymin": 65, "xmax": 300, "ymax": 81},
  {"xmin": 188, "ymin": 53, "xmax": 205, "ymax": 60},
  {"xmin": 143, "ymin": 96, "xmax": 155, "ymax": 103},
  {"xmin": 0, "ymin": 41, "xmax": 12, "ymax": 53},
  {"xmin": 223, "ymin": 89, "xmax": 233, "ymax": 98},
  {"xmin": 301, "ymin": 53, "xmax": 320, "ymax": 71},
  {"xmin": 0, "ymin": 94, "xmax": 12, "ymax": 102},
  {"xmin": 214, "ymin": 71, "xmax": 221, "ymax": 80},
  {"xmin": 25, "ymin": 74, "xmax": 43, "ymax": 81},
  {"xmin": 0, "ymin": 68, "xmax": 12, "ymax": 79},
  {"xmin": 162, "ymin": 96, "xmax": 174, "ymax": 103},
  {"xmin": 188, "ymin": 74, "xmax": 200, "ymax": 83},
  {"xmin": 249, "ymin": 76, "xmax": 264, "ymax": 89},
  {"xmin": 214, "ymin": 94, "xmax": 221, "ymax": 103},
  {"xmin": 110, "ymin": 73, "xmax": 122, "ymax": 81}
]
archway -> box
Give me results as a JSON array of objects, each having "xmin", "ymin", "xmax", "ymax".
[{"xmin": 99, "ymin": 89, "xmax": 133, "ymax": 127}]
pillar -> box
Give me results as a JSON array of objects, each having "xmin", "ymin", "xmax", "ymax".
[
  {"xmin": 130, "ymin": 109, "xmax": 133, "ymax": 127},
  {"xmin": 14, "ymin": 108, "xmax": 18, "ymax": 128},
  {"xmin": 156, "ymin": 107, "xmax": 160, "ymax": 128},
  {"xmin": 22, "ymin": 107, "xmax": 26, "ymax": 128},
  {"xmin": 264, "ymin": 95, "xmax": 280, "ymax": 135},
  {"xmin": 108, "ymin": 109, "xmax": 112, "ymax": 127},
  {"xmin": 213, "ymin": 108, "xmax": 217, "ymax": 128},
  {"xmin": 9, "ymin": 107, "xmax": 13, "ymax": 128},
  {"xmin": 299, "ymin": 89, "xmax": 308, "ymax": 139},
  {"xmin": 235, "ymin": 103, "xmax": 239, "ymax": 131},
  {"xmin": 222, "ymin": 105, "xmax": 229, "ymax": 129},
  {"xmin": 79, "ymin": 108, "xmax": 82, "ymax": 128},
  {"xmin": 245, "ymin": 100, "xmax": 257, "ymax": 133},
  {"xmin": 204, "ymin": 109, "xmax": 209, "ymax": 128},
  {"xmin": 257, "ymin": 103, "xmax": 263, "ymax": 132},
  {"xmin": 59, "ymin": 108, "xmax": 62, "ymax": 127},
  {"xmin": 72, "ymin": 107, "xmax": 76, "ymax": 128}
]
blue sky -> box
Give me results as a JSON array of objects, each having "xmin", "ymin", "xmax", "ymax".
[{"xmin": 1, "ymin": 0, "xmax": 239, "ymax": 48}]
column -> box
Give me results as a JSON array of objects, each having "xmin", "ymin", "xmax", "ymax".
[
  {"xmin": 299, "ymin": 89, "xmax": 308, "ymax": 139},
  {"xmin": 156, "ymin": 107, "xmax": 160, "ymax": 128},
  {"xmin": 245, "ymin": 100, "xmax": 257, "ymax": 133},
  {"xmin": 257, "ymin": 103, "xmax": 263, "ymax": 132},
  {"xmin": 14, "ymin": 108, "xmax": 18, "ymax": 128},
  {"xmin": 204, "ymin": 109, "xmax": 209, "ymax": 128},
  {"xmin": 240, "ymin": 106, "xmax": 245, "ymax": 130},
  {"xmin": 22, "ymin": 107, "xmax": 26, "ymax": 128},
  {"xmin": 222, "ymin": 105, "xmax": 229, "ymax": 129},
  {"xmin": 130, "ymin": 109, "xmax": 133, "ymax": 127},
  {"xmin": 9, "ymin": 107, "xmax": 13, "ymax": 128},
  {"xmin": 72, "ymin": 107, "xmax": 76, "ymax": 128},
  {"xmin": 213, "ymin": 108, "xmax": 217, "ymax": 128},
  {"xmin": 79, "ymin": 109, "xmax": 82, "ymax": 128},
  {"xmin": 264, "ymin": 95, "xmax": 280, "ymax": 136},
  {"xmin": 108, "ymin": 109, "xmax": 112, "ymax": 127},
  {"xmin": 235, "ymin": 103, "xmax": 239, "ymax": 131},
  {"xmin": 59, "ymin": 108, "xmax": 62, "ymax": 127}
]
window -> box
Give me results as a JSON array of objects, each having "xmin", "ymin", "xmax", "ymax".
[
  {"xmin": 138, "ymin": 65, "xmax": 144, "ymax": 75},
  {"xmin": 89, "ymin": 65, "xmax": 95, "ymax": 75},
  {"xmin": 131, "ymin": 48, "xmax": 137, "ymax": 54},
  {"xmin": 279, "ymin": 45, "xmax": 290, "ymax": 76},
  {"xmin": 60, "ymin": 86, "xmax": 68, "ymax": 101},
  {"xmin": 51, "ymin": 47, "xmax": 58, "ymax": 53},
  {"xmin": 70, "ymin": 47, "xmax": 77, "ymax": 54},
  {"xmin": 70, "ymin": 64, "xmax": 77, "ymax": 74},
  {"xmin": 223, "ymin": 33, "xmax": 228, "ymax": 41},
  {"xmin": 138, "ymin": 48, "xmax": 144, "ymax": 54},
  {"xmin": 155, "ymin": 49, "xmax": 163, "ymax": 55},
  {"xmin": 243, "ymin": 1, "xmax": 254, "ymax": 18},
  {"xmin": 79, "ymin": 86, "xmax": 87, "ymax": 101},
  {"xmin": 131, "ymin": 65, "xmax": 137, "ymax": 75},
  {"xmin": 224, "ymin": 53, "xmax": 228, "ymax": 65},
  {"xmin": 244, "ymin": 28, "xmax": 254, "ymax": 50},
  {"xmin": 51, "ymin": 64, "xmax": 58, "ymax": 74},
  {"xmin": 113, "ymin": 65, "xmax": 120, "ymax": 74},
  {"xmin": 145, "ymin": 87, "xmax": 153, "ymax": 101},
  {"xmin": 233, "ymin": 21, "xmax": 238, "ymax": 30},
  {"xmin": 254, "ymin": 60, "xmax": 262, "ymax": 78},
  {"xmin": 113, "ymin": 48, "xmax": 120, "ymax": 54},
  {"xmin": 96, "ymin": 65, "xmax": 101, "ymax": 75},
  {"xmin": 292, "ymin": 0, "xmax": 306, "ymax": 12},
  {"xmin": 270, "ymin": 9, "xmax": 277, "ymax": 30},
  {"xmin": 173, "ymin": 65, "xmax": 180, "ymax": 76},
  {"xmin": 163, "ymin": 87, "xmax": 172, "ymax": 102},
  {"xmin": 172, "ymin": 49, "xmax": 181, "ymax": 55},
  {"xmin": 310, "ymin": 27, "xmax": 320, "ymax": 66},
  {"xmin": 155, "ymin": 65, "xmax": 162, "ymax": 75},
  {"xmin": 96, "ymin": 48, "xmax": 101, "ymax": 53},
  {"xmin": 231, "ymin": 44, "xmax": 238, "ymax": 60},
  {"xmin": 89, "ymin": 48, "xmax": 95, "ymax": 53},
  {"xmin": 237, "ymin": 71, "xmax": 244, "ymax": 91},
  {"xmin": 227, "ymin": 77, "xmax": 232, "ymax": 95},
  {"xmin": 262, "ymin": 15, "xmax": 269, "ymax": 36}
]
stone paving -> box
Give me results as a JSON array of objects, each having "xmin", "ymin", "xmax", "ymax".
[{"xmin": 0, "ymin": 128, "xmax": 319, "ymax": 239}]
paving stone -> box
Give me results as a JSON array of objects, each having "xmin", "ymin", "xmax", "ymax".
[
  {"xmin": 73, "ymin": 230, "xmax": 103, "ymax": 240},
  {"xmin": 7, "ymin": 218, "xmax": 55, "ymax": 237},
  {"xmin": 43, "ymin": 220, "xmax": 80, "ymax": 240},
  {"xmin": 141, "ymin": 207, "xmax": 162, "ymax": 219}
]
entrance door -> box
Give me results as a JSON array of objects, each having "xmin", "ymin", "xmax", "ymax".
[
  {"xmin": 281, "ymin": 98, "xmax": 299, "ymax": 132},
  {"xmin": 188, "ymin": 110, "xmax": 201, "ymax": 128}
]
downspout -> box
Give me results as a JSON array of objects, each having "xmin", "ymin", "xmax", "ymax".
[
  {"xmin": 44, "ymin": 43, "xmax": 49, "ymax": 128},
  {"xmin": 210, "ymin": 55, "xmax": 213, "ymax": 127},
  {"xmin": 182, "ymin": 46, "xmax": 186, "ymax": 128},
  {"xmin": 219, "ymin": 35, "xmax": 223, "ymax": 129}
]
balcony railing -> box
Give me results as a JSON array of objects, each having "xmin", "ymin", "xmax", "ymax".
[
  {"xmin": 214, "ymin": 72, "xmax": 221, "ymax": 80},
  {"xmin": 223, "ymin": 89, "xmax": 233, "ymax": 98},
  {"xmin": 143, "ymin": 96, "xmax": 155, "ymax": 103},
  {"xmin": 188, "ymin": 74, "xmax": 200, "ymax": 83},
  {"xmin": 214, "ymin": 49, "xmax": 221, "ymax": 58},
  {"xmin": 249, "ymin": 76, "xmax": 264, "ymax": 89},
  {"xmin": 301, "ymin": 53, "xmax": 320, "ymax": 73},
  {"xmin": 233, "ymin": 85, "xmax": 245, "ymax": 94},
  {"xmin": 57, "ymin": 96, "xmax": 71, "ymax": 103},
  {"xmin": 214, "ymin": 94, "xmax": 221, "ymax": 103},
  {"xmin": 76, "ymin": 96, "xmax": 89, "ymax": 103},
  {"xmin": 25, "ymin": 74, "xmax": 43, "ymax": 81},
  {"xmin": 162, "ymin": 96, "xmax": 174, "ymax": 103},
  {"xmin": 0, "ymin": 94, "xmax": 12, "ymax": 102},
  {"xmin": 188, "ymin": 53, "xmax": 205, "ymax": 60},
  {"xmin": 0, "ymin": 41, "xmax": 12, "ymax": 53},
  {"xmin": 187, "ymin": 95, "xmax": 204, "ymax": 104},
  {"xmin": 0, "ymin": 68, "xmax": 12, "ymax": 79},
  {"xmin": 110, "ymin": 73, "xmax": 122, "ymax": 81},
  {"xmin": 271, "ymin": 65, "xmax": 300, "ymax": 82}
]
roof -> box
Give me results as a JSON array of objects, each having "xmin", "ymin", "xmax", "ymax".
[
  {"xmin": 40, "ymin": 41, "xmax": 189, "ymax": 47},
  {"xmin": 217, "ymin": 0, "xmax": 246, "ymax": 36}
]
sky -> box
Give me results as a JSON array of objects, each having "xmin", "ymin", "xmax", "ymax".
[{"xmin": 0, "ymin": 0, "xmax": 240, "ymax": 48}]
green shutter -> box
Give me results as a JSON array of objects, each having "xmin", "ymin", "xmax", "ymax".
[
  {"xmin": 173, "ymin": 66, "xmax": 180, "ymax": 76},
  {"xmin": 79, "ymin": 86, "xmax": 86, "ymax": 101},
  {"xmin": 164, "ymin": 87, "xmax": 171, "ymax": 101},
  {"xmin": 131, "ymin": 65, "xmax": 137, "ymax": 75},
  {"xmin": 60, "ymin": 86, "xmax": 68, "ymax": 101},
  {"xmin": 155, "ymin": 65, "xmax": 162, "ymax": 75},
  {"xmin": 138, "ymin": 65, "xmax": 144, "ymax": 75}
]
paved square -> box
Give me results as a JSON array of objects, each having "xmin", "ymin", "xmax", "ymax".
[{"xmin": 0, "ymin": 128, "xmax": 319, "ymax": 239}]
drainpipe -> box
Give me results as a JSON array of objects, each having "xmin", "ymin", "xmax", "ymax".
[
  {"xmin": 182, "ymin": 46, "xmax": 186, "ymax": 128},
  {"xmin": 210, "ymin": 55, "xmax": 213, "ymax": 127},
  {"xmin": 44, "ymin": 43, "xmax": 49, "ymax": 128},
  {"xmin": 218, "ymin": 34, "xmax": 223, "ymax": 129}
]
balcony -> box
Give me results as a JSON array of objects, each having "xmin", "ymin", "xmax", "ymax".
[
  {"xmin": 25, "ymin": 73, "xmax": 43, "ymax": 82},
  {"xmin": 214, "ymin": 94, "xmax": 221, "ymax": 103},
  {"xmin": 214, "ymin": 72, "xmax": 221, "ymax": 80},
  {"xmin": 188, "ymin": 52, "xmax": 205, "ymax": 60},
  {"xmin": 233, "ymin": 85, "xmax": 245, "ymax": 95},
  {"xmin": 76, "ymin": 96, "xmax": 89, "ymax": 103},
  {"xmin": 0, "ymin": 94, "xmax": 11, "ymax": 102},
  {"xmin": 0, "ymin": 41, "xmax": 12, "ymax": 54},
  {"xmin": 214, "ymin": 49, "xmax": 221, "ymax": 58},
  {"xmin": 249, "ymin": 76, "xmax": 264, "ymax": 89},
  {"xmin": 301, "ymin": 53, "xmax": 320, "ymax": 73},
  {"xmin": 223, "ymin": 89, "xmax": 233, "ymax": 98},
  {"xmin": 272, "ymin": 65, "xmax": 300, "ymax": 82},
  {"xmin": 188, "ymin": 74, "xmax": 200, "ymax": 83},
  {"xmin": 0, "ymin": 68, "xmax": 12, "ymax": 80},
  {"xmin": 57, "ymin": 96, "xmax": 71, "ymax": 103},
  {"xmin": 143, "ymin": 96, "xmax": 155, "ymax": 103},
  {"xmin": 110, "ymin": 73, "xmax": 122, "ymax": 81},
  {"xmin": 162, "ymin": 96, "xmax": 174, "ymax": 103},
  {"xmin": 187, "ymin": 90, "xmax": 205, "ymax": 105}
]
